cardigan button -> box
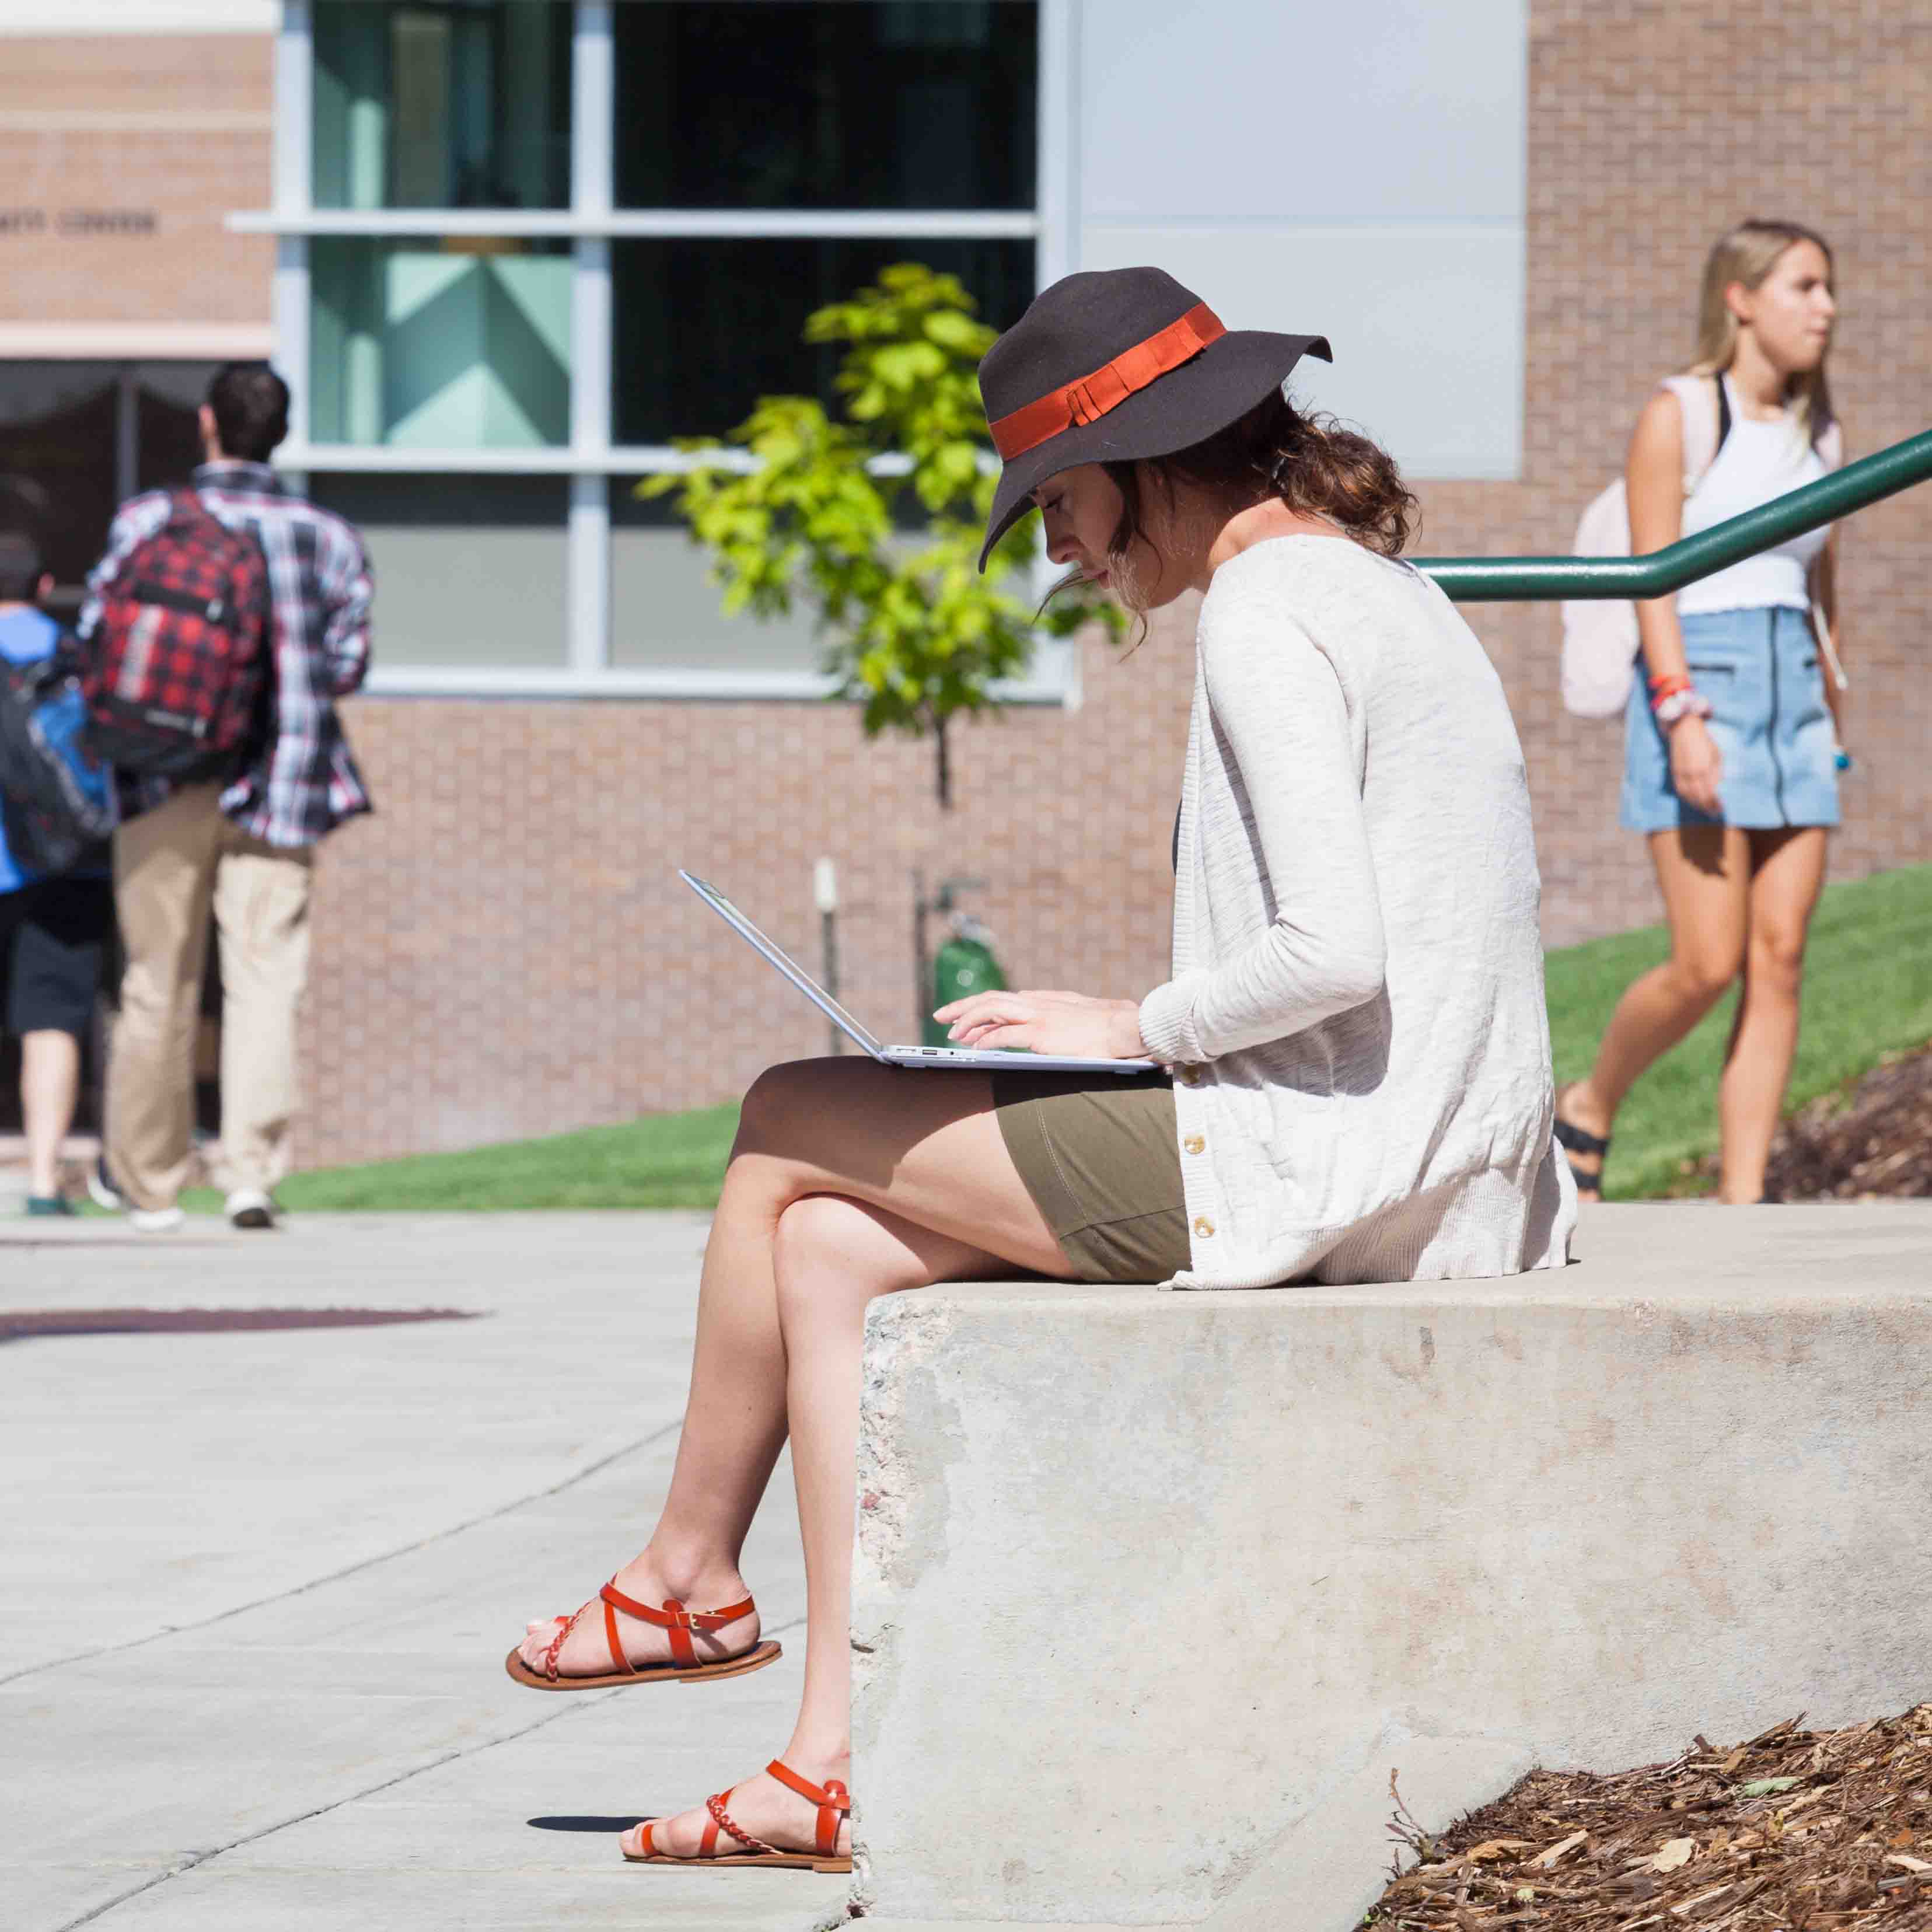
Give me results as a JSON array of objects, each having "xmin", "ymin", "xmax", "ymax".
[
  {"xmin": 1192, "ymin": 1216, "xmax": 1215, "ymax": 1239},
  {"xmin": 1183, "ymin": 1134, "xmax": 1206, "ymax": 1155},
  {"xmin": 1177, "ymin": 1064, "xmax": 1201, "ymax": 1085}
]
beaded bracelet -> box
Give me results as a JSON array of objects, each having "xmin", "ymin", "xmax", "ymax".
[{"xmin": 1652, "ymin": 687, "xmax": 1713, "ymax": 729}]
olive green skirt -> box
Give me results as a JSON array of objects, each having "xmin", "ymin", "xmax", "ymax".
[{"xmin": 990, "ymin": 1068, "xmax": 1190, "ymax": 1283}]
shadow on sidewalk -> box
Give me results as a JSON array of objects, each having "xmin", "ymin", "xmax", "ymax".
[{"xmin": 1, "ymin": 1306, "xmax": 481, "ymax": 1342}]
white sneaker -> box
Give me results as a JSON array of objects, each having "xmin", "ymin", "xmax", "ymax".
[
  {"xmin": 88, "ymin": 1157, "xmax": 125, "ymax": 1213},
  {"xmin": 129, "ymin": 1206, "xmax": 186, "ymax": 1233},
  {"xmin": 225, "ymin": 1189, "xmax": 277, "ymax": 1230}
]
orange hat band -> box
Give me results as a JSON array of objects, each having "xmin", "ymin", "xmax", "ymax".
[{"xmin": 986, "ymin": 302, "xmax": 1227, "ymax": 462}]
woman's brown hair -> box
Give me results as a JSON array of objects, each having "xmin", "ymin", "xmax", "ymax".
[{"xmin": 1050, "ymin": 389, "xmax": 1417, "ymax": 628}]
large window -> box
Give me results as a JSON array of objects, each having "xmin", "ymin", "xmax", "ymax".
[{"xmin": 256, "ymin": 0, "xmax": 1058, "ymax": 697}]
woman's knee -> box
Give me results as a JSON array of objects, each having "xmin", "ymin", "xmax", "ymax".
[
  {"xmin": 1666, "ymin": 945, "xmax": 1742, "ymax": 1005},
  {"xmin": 771, "ymin": 1193, "xmax": 904, "ymax": 1325},
  {"xmin": 1745, "ymin": 924, "xmax": 1808, "ymax": 998}
]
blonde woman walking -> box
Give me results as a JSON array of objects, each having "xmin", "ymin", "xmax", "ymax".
[{"xmin": 1557, "ymin": 220, "xmax": 1845, "ymax": 1203}]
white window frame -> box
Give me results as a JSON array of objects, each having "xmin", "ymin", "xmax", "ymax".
[{"xmin": 243, "ymin": 0, "xmax": 1078, "ymax": 703}]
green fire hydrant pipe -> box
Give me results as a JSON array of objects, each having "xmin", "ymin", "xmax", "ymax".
[{"xmin": 1413, "ymin": 425, "xmax": 1932, "ymax": 602}]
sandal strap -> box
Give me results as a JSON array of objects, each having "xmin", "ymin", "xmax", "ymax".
[
  {"xmin": 1553, "ymin": 1116, "xmax": 1609, "ymax": 1160},
  {"xmin": 540, "ymin": 1599, "xmax": 588, "ymax": 1683},
  {"xmin": 600, "ymin": 1582, "xmax": 755, "ymax": 1671},
  {"xmin": 767, "ymin": 1758, "xmax": 851, "ymax": 1857},
  {"xmin": 707, "ymin": 1787, "xmax": 779, "ymax": 1858}
]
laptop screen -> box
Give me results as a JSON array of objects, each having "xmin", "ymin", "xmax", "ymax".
[{"xmin": 680, "ymin": 872, "xmax": 888, "ymax": 1057}]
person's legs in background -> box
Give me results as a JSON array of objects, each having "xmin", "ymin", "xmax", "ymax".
[
  {"xmin": 1717, "ymin": 826, "xmax": 1829, "ymax": 1203},
  {"xmin": 21, "ymin": 1032, "xmax": 81, "ymax": 1206},
  {"xmin": 1559, "ymin": 825, "xmax": 1752, "ymax": 1196},
  {"xmin": 107, "ymin": 785, "xmax": 225, "ymax": 1224},
  {"xmin": 211, "ymin": 826, "xmax": 314, "ymax": 1227},
  {"xmin": 9, "ymin": 877, "xmax": 114, "ymax": 1212}
]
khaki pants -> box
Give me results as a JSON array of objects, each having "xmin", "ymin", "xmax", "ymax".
[{"xmin": 107, "ymin": 783, "xmax": 315, "ymax": 1211}]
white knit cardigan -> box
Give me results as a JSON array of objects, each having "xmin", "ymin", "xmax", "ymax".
[{"xmin": 1135, "ymin": 536, "xmax": 1577, "ymax": 1289}]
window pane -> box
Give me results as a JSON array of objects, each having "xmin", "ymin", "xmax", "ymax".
[
  {"xmin": 612, "ymin": 239, "xmax": 1033, "ymax": 443},
  {"xmin": 306, "ymin": 474, "xmax": 568, "ymax": 668},
  {"xmin": 0, "ymin": 362, "xmax": 120, "ymax": 599},
  {"xmin": 615, "ymin": 2, "xmax": 1037, "ymax": 210},
  {"xmin": 611, "ymin": 489, "xmax": 821, "ymax": 673},
  {"xmin": 311, "ymin": 238, "xmax": 571, "ymax": 448},
  {"xmin": 313, "ymin": 1, "xmax": 571, "ymax": 210}
]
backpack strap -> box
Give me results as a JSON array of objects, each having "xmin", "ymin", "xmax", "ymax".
[{"xmin": 1659, "ymin": 373, "xmax": 1728, "ymax": 497}]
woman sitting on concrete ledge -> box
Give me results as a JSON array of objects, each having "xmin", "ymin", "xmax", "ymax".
[{"xmin": 505, "ymin": 265, "xmax": 1576, "ymax": 1872}]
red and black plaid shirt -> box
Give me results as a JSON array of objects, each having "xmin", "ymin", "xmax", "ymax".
[{"xmin": 81, "ymin": 463, "xmax": 375, "ymax": 847}]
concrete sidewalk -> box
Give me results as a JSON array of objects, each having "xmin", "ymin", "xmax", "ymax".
[{"xmin": 1, "ymin": 1213, "xmax": 846, "ymax": 1932}]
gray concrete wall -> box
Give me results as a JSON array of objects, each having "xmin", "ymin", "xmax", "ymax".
[{"xmin": 850, "ymin": 1204, "xmax": 1932, "ymax": 1930}]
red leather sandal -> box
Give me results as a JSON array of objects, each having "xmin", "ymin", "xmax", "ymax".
[
  {"xmin": 624, "ymin": 1759, "xmax": 852, "ymax": 1872},
  {"xmin": 502, "ymin": 1578, "xmax": 781, "ymax": 1691}
]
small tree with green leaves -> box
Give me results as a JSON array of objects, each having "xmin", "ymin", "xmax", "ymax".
[{"xmin": 640, "ymin": 263, "xmax": 1120, "ymax": 809}]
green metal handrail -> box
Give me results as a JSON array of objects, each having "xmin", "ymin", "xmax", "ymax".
[{"xmin": 1414, "ymin": 425, "xmax": 1932, "ymax": 602}]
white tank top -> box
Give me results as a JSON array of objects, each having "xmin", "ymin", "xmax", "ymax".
[{"xmin": 1675, "ymin": 376, "xmax": 1829, "ymax": 617}]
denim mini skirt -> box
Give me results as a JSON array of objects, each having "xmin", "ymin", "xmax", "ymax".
[{"xmin": 1620, "ymin": 605, "xmax": 1840, "ymax": 832}]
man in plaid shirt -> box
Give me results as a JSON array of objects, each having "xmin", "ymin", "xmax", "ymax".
[{"xmin": 79, "ymin": 364, "xmax": 373, "ymax": 1231}]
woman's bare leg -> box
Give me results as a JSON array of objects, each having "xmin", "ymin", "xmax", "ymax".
[
  {"xmin": 518, "ymin": 1057, "xmax": 1071, "ymax": 1683},
  {"xmin": 1560, "ymin": 826, "xmax": 1751, "ymax": 1192},
  {"xmin": 1716, "ymin": 827, "xmax": 1828, "ymax": 1203},
  {"xmin": 622, "ymin": 1192, "xmax": 1011, "ymax": 1860}
]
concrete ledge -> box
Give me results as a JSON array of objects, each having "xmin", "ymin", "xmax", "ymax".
[{"xmin": 850, "ymin": 1204, "xmax": 1932, "ymax": 1928}]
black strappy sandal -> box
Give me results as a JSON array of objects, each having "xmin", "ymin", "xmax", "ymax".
[{"xmin": 1553, "ymin": 1086, "xmax": 1609, "ymax": 1201}]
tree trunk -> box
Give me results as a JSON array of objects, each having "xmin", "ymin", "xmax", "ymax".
[{"xmin": 933, "ymin": 713, "xmax": 953, "ymax": 811}]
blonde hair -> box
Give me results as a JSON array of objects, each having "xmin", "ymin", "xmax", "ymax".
[{"xmin": 1688, "ymin": 218, "xmax": 1836, "ymax": 440}]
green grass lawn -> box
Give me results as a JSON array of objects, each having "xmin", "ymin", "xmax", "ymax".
[
  {"xmin": 155, "ymin": 863, "xmax": 1932, "ymax": 1215},
  {"xmin": 163, "ymin": 1102, "xmax": 743, "ymax": 1216}
]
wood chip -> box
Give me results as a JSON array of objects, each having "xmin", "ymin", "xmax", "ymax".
[{"xmin": 1530, "ymin": 1829, "xmax": 1588, "ymax": 1868}]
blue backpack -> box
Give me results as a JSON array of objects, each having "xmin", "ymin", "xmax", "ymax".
[{"xmin": 0, "ymin": 635, "xmax": 119, "ymax": 875}]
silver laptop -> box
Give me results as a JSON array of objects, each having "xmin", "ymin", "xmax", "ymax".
[{"xmin": 682, "ymin": 871, "xmax": 1160, "ymax": 1075}]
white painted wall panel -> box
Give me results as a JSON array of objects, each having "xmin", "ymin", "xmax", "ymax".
[{"xmin": 1074, "ymin": 0, "xmax": 1528, "ymax": 478}]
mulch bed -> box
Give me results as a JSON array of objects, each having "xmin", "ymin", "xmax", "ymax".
[
  {"xmin": 1358, "ymin": 1705, "xmax": 1932, "ymax": 1929},
  {"xmin": 1680, "ymin": 1041, "xmax": 1932, "ymax": 1200}
]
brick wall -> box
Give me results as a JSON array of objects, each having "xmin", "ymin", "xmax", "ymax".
[
  {"xmin": 0, "ymin": 36, "xmax": 272, "ymax": 329},
  {"xmin": 291, "ymin": 0, "xmax": 1930, "ymax": 1164}
]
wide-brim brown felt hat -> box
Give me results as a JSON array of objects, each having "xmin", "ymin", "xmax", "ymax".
[{"xmin": 976, "ymin": 265, "xmax": 1330, "ymax": 570}]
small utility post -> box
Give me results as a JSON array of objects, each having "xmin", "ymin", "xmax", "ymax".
[{"xmin": 814, "ymin": 857, "xmax": 841, "ymax": 1056}]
